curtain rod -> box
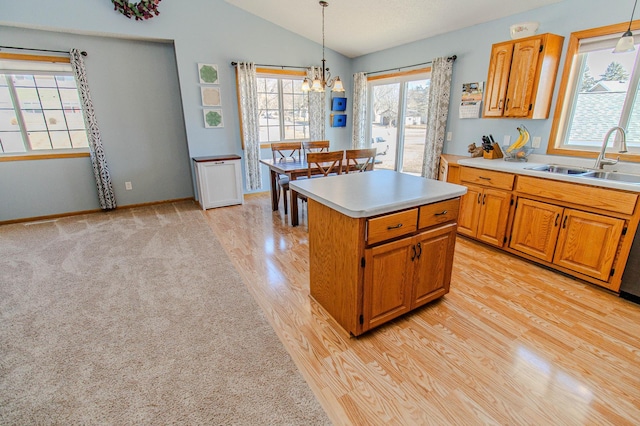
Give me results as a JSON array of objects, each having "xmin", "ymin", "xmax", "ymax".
[
  {"xmin": 0, "ymin": 46, "xmax": 87, "ymax": 56},
  {"xmin": 365, "ymin": 55, "xmax": 456, "ymax": 76},
  {"xmin": 230, "ymin": 61, "xmax": 306, "ymax": 70}
]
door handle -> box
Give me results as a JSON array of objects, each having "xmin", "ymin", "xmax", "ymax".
[
  {"xmin": 562, "ymin": 216, "xmax": 568, "ymax": 229},
  {"xmin": 482, "ymin": 194, "xmax": 486, "ymax": 205},
  {"xmin": 416, "ymin": 242, "xmax": 422, "ymax": 259},
  {"xmin": 411, "ymin": 245, "xmax": 417, "ymax": 261},
  {"xmin": 554, "ymin": 213, "xmax": 559, "ymax": 227}
]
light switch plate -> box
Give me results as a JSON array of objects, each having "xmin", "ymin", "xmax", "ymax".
[
  {"xmin": 532, "ymin": 136, "xmax": 541, "ymax": 148},
  {"xmin": 446, "ymin": 132, "xmax": 452, "ymax": 141}
]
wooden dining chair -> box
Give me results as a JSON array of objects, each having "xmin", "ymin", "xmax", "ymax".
[
  {"xmin": 306, "ymin": 150, "xmax": 344, "ymax": 178},
  {"xmin": 302, "ymin": 140, "xmax": 330, "ymax": 156},
  {"xmin": 271, "ymin": 142, "xmax": 302, "ymax": 214},
  {"xmin": 345, "ymin": 148, "xmax": 377, "ymax": 173}
]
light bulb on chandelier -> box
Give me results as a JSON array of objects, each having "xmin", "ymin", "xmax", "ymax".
[{"xmin": 302, "ymin": 1, "xmax": 345, "ymax": 93}]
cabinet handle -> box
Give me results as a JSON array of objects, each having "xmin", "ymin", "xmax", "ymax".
[
  {"xmin": 416, "ymin": 242, "xmax": 422, "ymax": 259},
  {"xmin": 479, "ymin": 176, "xmax": 492, "ymax": 180},
  {"xmin": 411, "ymin": 245, "xmax": 417, "ymax": 261},
  {"xmin": 482, "ymin": 194, "xmax": 486, "ymax": 205},
  {"xmin": 477, "ymin": 193, "xmax": 481, "ymax": 204},
  {"xmin": 505, "ymin": 98, "xmax": 510, "ymax": 110},
  {"xmin": 214, "ymin": 161, "xmax": 225, "ymax": 164},
  {"xmin": 434, "ymin": 210, "xmax": 448, "ymax": 216},
  {"xmin": 499, "ymin": 99, "xmax": 503, "ymax": 110},
  {"xmin": 554, "ymin": 213, "xmax": 559, "ymax": 227},
  {"xmin": 562, "ymin": 216, "xmax": 568, "ymax": 229},
  {"xmin": 387, "ymin": 223, "xmax": 403, "ymax": 230}
]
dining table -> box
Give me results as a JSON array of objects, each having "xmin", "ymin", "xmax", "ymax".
[{"xmin": 259, "ymin": 157, "xmax": 315, "ymax": 226}]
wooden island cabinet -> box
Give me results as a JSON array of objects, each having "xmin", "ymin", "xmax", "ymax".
[{"xmin": 289, "ymin": 170, "xmax": 466, "ymax": 336}]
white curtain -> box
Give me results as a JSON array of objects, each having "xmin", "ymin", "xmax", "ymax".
[
  {"xmin": 422, "ymin": 57, "xmax": 454, "ymax": 179},
  {"xmin": 237, "ymin": 62, "xmax": 262, "ymax": 190},
  {"xmin": 69, "ymin": 48, "xmax": 117, "ymax": 210},
  {"xmin": 351, "ymin": 72, "xmax": 368, "ymax": 148},
  {"xmin": 307, "ymin": 66, "xmax": 326, "ymax": 140}
]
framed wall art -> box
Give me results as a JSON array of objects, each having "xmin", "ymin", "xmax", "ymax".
[
  {"xmin": 201, "ymin": 87, "xmax": 221, "ymax": 106},
  {"xmin": 203, "ymin": 109, "xmax": 224, "ymax": 128},
  {"xmin": 331, "ymin": 113, "xmax": 346, "ymax": 127},
  {"xmin": 331, "ymin": 97, "xmax": 347, "ymax": 111},
  {"xmin": 198, "ymin": 63, "xmax": 219, "ymax": 84}
]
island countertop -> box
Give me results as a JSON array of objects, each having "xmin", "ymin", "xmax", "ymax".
[{"xmin": 289, "ymin": 169, "xmax": 467, "ymax": 218}]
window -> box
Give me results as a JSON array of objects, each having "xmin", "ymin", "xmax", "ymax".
[
  {"xmin": 549, "ymin": 21, "xmax": 640, "ymax": 160},
  {"xmin": 256, "ymin": 70, "xmax": 309, "ymax": 143},
  {"xmin": 0, "ymin": 57, "xmax": 88, "ymax": 156},
  {"xmin": 367, "ymin": 69, "xmax": 431, "ymax": 174}
]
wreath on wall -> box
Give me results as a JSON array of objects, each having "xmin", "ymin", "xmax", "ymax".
[{"xmin": 111, "ymin": 0, "xmax": 161, "ymax": 20}]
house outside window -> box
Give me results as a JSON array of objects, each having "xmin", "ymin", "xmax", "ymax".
[
  {"xmin": 367, "ymin": 69, "xmax": 431, "ymax": 174},
  {"xmin": 549, "ymin": 21, "xmax": 640, "ymax": 160},
  {"xmin": 256, "ymin": 71, "xmax": 309, "ymax": 144},
  {"xmin": 0, "ymin": 58, "xmax": 88, "ymax": 155}
]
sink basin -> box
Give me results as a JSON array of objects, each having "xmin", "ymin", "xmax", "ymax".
[
  {"xmin": 525, "ymin": 164, "xmax": 592, "ymax": 175},
  {"xmin": 581, "ymin": 171, "xmax": 640, "ymax": 184}
]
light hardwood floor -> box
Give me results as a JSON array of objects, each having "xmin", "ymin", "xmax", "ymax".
[{"xmin": 203, "ymin": 193, "xmax": 640, "ymax": 425}]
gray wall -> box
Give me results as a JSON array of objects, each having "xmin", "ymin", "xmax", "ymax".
[{"xmin": 0, "ymin": 0, "xmax": 631, "ymax": 221}]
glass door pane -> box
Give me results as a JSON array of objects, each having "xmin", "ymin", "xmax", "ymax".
[
  {"xmin": 400, "ymin": 79, "xmax": 430, "ymax": 174},
  {"xmin": 371, "ymin": 83, "xmax": 399, "ymax": 170}
]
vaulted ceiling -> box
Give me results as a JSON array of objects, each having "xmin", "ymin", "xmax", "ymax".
[{"xmin": 224, "ymin": 0, "xmax": 565, "ymax": 58}]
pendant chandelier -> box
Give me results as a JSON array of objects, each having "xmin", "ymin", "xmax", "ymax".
[
  {"xmin": 302, "ymin": 1, "xmax": 345, "ymax": 93},
  {"xmin": 614, "ymin": 0, "xmax": 638, "ymax": 53}
]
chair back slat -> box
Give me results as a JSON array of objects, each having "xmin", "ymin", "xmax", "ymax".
[
  {"xmin": 345, "ymin": 148, "xmax": 377, "ymax": 173},
  {"xmin": 307, "ymin": 151, "xmax": 344, "ymax": 178},
  {"xmin": 302, "ymin": 140, "xmax": 330, "ymax": 156},
  {"xmin": 271, "ymin": 142, "xmax": 302, "ymax": 162}
]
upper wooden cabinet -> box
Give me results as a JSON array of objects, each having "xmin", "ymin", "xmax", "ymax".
[{"xmin": 483, "ymin": 33, "xmax": 564, "ymax": 119}]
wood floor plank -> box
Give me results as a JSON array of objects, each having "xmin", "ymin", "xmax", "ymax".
[{"xmin": 203, "ymin": 194, "xmax": 640, "ymax": 425}]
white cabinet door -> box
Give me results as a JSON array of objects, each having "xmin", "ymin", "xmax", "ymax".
[{"xmin": 195, "ymin": 158, "xmax": 243, "ymax": 209}]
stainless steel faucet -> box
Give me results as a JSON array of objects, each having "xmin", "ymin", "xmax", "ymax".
[{"xmin": 594, "ymin": 126, "xmax": 628, "ymax": 169}]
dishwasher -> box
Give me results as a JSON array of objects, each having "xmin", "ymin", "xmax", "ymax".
[{"xmin": 620, "ymin": 226, "xmax": 640, "ymax": 303}]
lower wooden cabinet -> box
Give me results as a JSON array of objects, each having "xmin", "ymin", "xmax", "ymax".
[
  {"xmin": 510, "ymin": 198, "xmax": 625, "ymax": 281},
  {"xmin": 363, "ymin": 223, "xmax": 456, "ymax": 331},
  {"xmin": 458, "ymin": 184, "xmax": 511, "ymax": 247}
]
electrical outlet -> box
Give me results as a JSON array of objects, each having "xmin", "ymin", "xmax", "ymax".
[
  {"xmin": 446, "ymin": 131, "xmax": 452, "ymax": 141},
  {"xmin": 125, "ymin": 181, "xmax": 132, "ymax": 190},
  {"xmin": 532, "ymin": 136, "xmax": 542, "ymax": 148},
  {"xmin": 503, "ymin": 135, "xmax": 511, "ymax": 145}
]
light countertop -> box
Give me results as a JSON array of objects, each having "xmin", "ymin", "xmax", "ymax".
[
  {"xmin": 289, "ymin": 169, "xmax": 467, "ymax": 218},
  {"xmin": 457, "ymin": 155, "xmax": 640, "ymax": 192}
]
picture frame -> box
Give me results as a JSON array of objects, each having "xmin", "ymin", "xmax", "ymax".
[
  {"xmin": 201, "ymin": 87, "xmax": 221, "ymax": 106},
  {"xmin": 331, "ymin": 114, "xmax": 347, "ymax": 127},
  {"xmin": 203, "ymin": 109, "xmax": 224, "ymax": 128},
  {"xmin": 198, "ymin": 63, "xmax": 219, "ymax": 84},
  {"xmin": 331, "ymin": 97, "xmax": 347, "ymax": 111}
]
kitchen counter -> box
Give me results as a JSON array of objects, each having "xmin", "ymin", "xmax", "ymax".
[
  {"xmin": 289, "ymin": 169, "xmax": 467, "ymax": 218},
  {"xmin": 457, "ymin": 155, "xmax": 640, "ymax": 192}
]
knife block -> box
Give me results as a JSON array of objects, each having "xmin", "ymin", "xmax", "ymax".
[{"xmin": 483, "ymin": 144, "xmax": 503, "ymax": 159}]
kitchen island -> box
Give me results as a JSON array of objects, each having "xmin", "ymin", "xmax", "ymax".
[{"xmin": 290, "ymin": 170, "xmax": 467, "ymax": 336}]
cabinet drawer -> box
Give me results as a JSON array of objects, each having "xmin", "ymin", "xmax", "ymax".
[
  {"xmin": 367, "ymin": 208, "xmax": 418, "ymax": 245},
  {"xmin": 461, "ymin": 167, "xmax": 515, "ymax": 190},
  {"xmin": 419, "ymin": 198, "xmax": 460, "ymax": 229}
]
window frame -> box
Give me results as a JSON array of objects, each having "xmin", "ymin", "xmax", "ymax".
[
  {"xmin": 235, "ymin": 67, "xmax": 308, "ymax": 149},
  {"xmin": 0, "ymin": 53, "xmax": 90, "ymax": 161},
  {"xmin": 366, "ymin": 67, "xmax": 431, "ymax": 173},
  {"xmin": 547, "ymin": 20, "xmax": 640, "ymax": 162}
]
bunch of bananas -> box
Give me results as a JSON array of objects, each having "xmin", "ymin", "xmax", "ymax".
[{"xmin": 507, "ymin": 125, "xmax": 530, "ymax": 153}]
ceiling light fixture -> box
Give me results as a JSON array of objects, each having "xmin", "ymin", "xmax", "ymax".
[
  {"xmin": 614, "ymin": 0, "xmax": 638, "ymax": 53},
  {"xmin": 302, "ymin": 1, "xmax": 344, "ymax": 93}
]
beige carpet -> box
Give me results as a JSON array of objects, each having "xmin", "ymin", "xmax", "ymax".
[{"xmin": 0, "ymin": 202, "xmax": 329, "ymax": 425}]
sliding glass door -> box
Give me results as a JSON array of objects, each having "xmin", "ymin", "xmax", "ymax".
[{"xmin": 368, "ymin": 71, "xmax": 430, "ymax": 174}]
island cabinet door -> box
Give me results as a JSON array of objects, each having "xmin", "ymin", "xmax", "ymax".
[
  {"xmin": 411, "ymin": 223, "xmax": 457, "ymax": 309},
  {"xmin": 363, "ymin": 236, "xmax": 415, "ymax": 332},
  {"xmin": 457, "ymin": 185, "xmax": 482, "ymax": 237}
]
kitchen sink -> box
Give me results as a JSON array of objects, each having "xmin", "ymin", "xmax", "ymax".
[
  {"xmin": 525, "ymin": 164, "xmax": 592, "ymax": 175},
  {"xmin": 582, "ymin": 171, "xmax": 640, "ymax": 184}
]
